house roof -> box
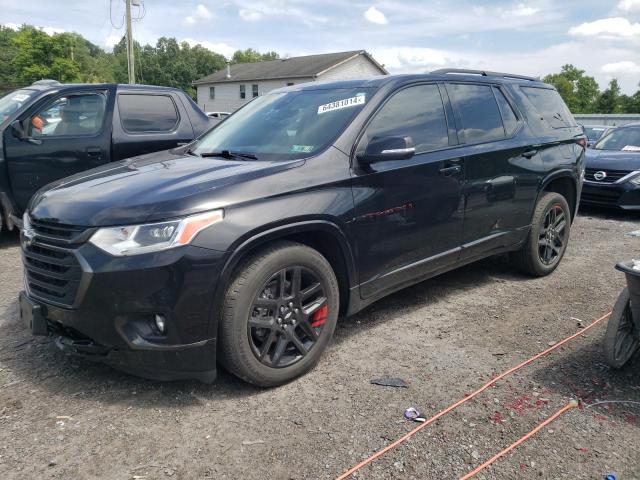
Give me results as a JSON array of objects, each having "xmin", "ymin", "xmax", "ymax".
[{"xmin": 193, "ymin": 50, "xmax": 388, "ymax": 85}]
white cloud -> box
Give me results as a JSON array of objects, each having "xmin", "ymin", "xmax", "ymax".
[
  {"xmin": 239, "ymin": 8, "xmax": 263, "ymax": 22},
  {"xmin": 364, "ymin": 6, "xmax": 388, "ymax": 25},
  {"xmin": 602, "ymin": 60, "xmax": 640, "ymax": 73},
  {"xmin": 569, "ymin": 17, "xmax": 640, "ymax": 39},
  {"xmin": 372, "ymin": 47, "xmax": 448, "ymax": 70},
  {"xmin": 183, "ymin": 38, "xmax": 235, "ymax": 58},
  {"xmin": 617, "ymin": 0, "xmax": 640, "ymax": 12},
  {"xmin": 104, "ymin": 34, "xmax": 121, "ymax": 49},
  {"xmin": 236, "ymin": 3, "xmax": 327, "ymax": 26},
  {"xmin": 2, "ymin": 22, "xmax": 21, "ymax": 30},
  {"xmin": 503, "ymin": 3, "xmax": 539, "ymax": 18},
  {"xmin": 2, "ymin": 23, "xmax": 64, "ymax": 35},
  {"xmin": 185, "ymin": 4, "xmax": 213, "ymax": 25}
]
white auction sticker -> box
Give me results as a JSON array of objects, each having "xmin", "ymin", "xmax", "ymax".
[
  {"xmin": 622, "ymin": 145, "xmax": 640, "ymax": 152},
  {"xmin": 11, "ymin": 94, "xmax": 29, "ymax": 102},
  {"xmin": 317, "ymin": 95, "xmax": 365, "ymax": 114}
]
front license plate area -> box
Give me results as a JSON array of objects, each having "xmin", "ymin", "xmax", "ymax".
[{"xmin": 19, "ymin": 292, "xmax": 48, "ymax": 336}]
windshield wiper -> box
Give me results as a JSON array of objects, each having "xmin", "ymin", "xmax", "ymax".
[{"xmin": 200, "ymin": 150, "xmax": 259, "ymax": 160}]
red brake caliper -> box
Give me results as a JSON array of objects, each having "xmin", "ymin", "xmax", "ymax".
[{"xmin": 310, "ymin": 305, "xmax": 328, "ymax": 328}]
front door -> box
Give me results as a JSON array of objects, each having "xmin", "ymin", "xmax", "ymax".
[
  {"xmin": 4, "ymin": 89, "xmax": 112, "ymax": 211},
  {"xmin": 350, "ymin": 83, "xmax": 464, "ymax": 299}
]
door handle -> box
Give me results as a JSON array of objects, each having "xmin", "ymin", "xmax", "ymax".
[
  {"xmin": 439, "ymin": 165, "xmax": 462, "ymax": 176},
  {"xmin": 522, "ymin": 149, "xmax": 538, "ymax": 159},
  {"xmin": 86, "ymin": 147, "xmax": 102, "ymax": 158}
]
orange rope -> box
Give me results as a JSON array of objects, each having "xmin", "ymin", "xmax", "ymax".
[
  {"xmin": 335, "ymin": 311, "xmax": 611, "ymax": 480},
  {"xmin": 459, "ymin": 400, "xmax": 579, "ymax": 480}
]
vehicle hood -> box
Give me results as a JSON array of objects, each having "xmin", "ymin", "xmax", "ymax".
[
  {"xmin": 585, "ymin": 149, "xmax": 640, "ymax": 172},
  {"xmin": 29, "ymin": 150, "xmax": 304, "ymax": 226}
]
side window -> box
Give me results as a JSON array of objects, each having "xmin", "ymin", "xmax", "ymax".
[
  {"xmin": 493, "ymin": 87, "xmax": 518, "ymax": 136},
  {"xmin": 362, "ymin": 84, "xmax": 449, "ymax": 155},
  {"xmin": 209, "ymin": 87, "xmax": 215, "ymax": 100},
  {"xmin": 118, "ymin": 94, "xmax": 179, "ymax": 133},
  {"xmin": 30, "ymin": 92, "xmax": 107, "ymax": 137},
  {"xmin": 252, "ymin": 84, "xmax": 259, "ymax": 98},
  {"xmin": 240, "ymin": 85, "xmax": 246, "ymax": 99},
  {"xmin": 521, "ymin": 86, "xmax": 577, "ymax": 129},
  {"xmin": 448, "ymin": 83, "xmax": 505, "ymax": 143}
]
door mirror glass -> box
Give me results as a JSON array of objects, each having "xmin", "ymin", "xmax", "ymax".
[
  {"xmin": 10, "ymin": 120, "xmax": 26, "ymax": 139},
  {"xmin": 358, "ymin": 135, "xmax": 415, "ymax": 163}
]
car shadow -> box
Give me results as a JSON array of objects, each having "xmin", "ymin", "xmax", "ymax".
[
  {"xmin": 579, "ymin": 205, "xmax": 640, "ymax": 222},
  {"xmin": 0, "ymin": 228, "xmax": 19, "ymax": 249},
  {"xmin": 531, "ymin": 341, "xmax": 640, "ymax": 427},
  {"xmin": 0, "ymin": 255, "xmax": 532, "ymax": 407}
]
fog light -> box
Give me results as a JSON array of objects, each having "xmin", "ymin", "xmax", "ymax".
[{"xmin": 154, "ymin": 314, "xmax": 167, "ymax": 334}]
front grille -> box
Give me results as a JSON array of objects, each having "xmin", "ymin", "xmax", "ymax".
[
  {"xmin": 585, "ymin": 168, "xmax": 631, "ymax": 183},
  {"xmin": 30, "ymin": 219, "xmax": 87, "ymax": 243},
  {"xmin": 581, "ymin": 190, "xmax": 621, "ymax": 206},
  {"xmin": 23, "ymin": 218, "xmax": 88, "ymax": 307}
]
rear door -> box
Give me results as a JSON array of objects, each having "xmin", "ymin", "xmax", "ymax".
[
  {"xmin": 445, "ymin": 82, "xmax": 537, "ymax": 260},
  {"xmin": 112, "ymin": 91, "xmax": 195, "ymax": 161},
  {"xmin": 4, "ymin": 88, "xmax": 113, "ymax": 211},
  {"xmin": 350, "ymin": 83, "xmax": 465, "ymax": 299}
]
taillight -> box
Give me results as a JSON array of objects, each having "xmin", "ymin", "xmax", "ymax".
[{"xmin": 575, "ymin": 137, "xmax": 587, "ymax": 149}]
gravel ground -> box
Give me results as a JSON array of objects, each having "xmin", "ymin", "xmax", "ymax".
[{"xmin": 1, "ymin": 207, "xmax": 639, "ymax": 480}]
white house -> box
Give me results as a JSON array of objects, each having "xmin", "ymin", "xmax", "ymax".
[{"xmin": 194, "ymin": 50, "xmax": 388, "ymax": 113}]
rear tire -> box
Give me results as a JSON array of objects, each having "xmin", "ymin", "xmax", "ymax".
[
  {"xmin": 603, "ymin": 288, "xmax": 640, "ymax": 369},
  {"xmin": 511, "ymin": 192, "xmax": 571, "ymax": 276},
  {"xmin": 219, "ymin": 241, "xmax": 339, "ymax": 387}
]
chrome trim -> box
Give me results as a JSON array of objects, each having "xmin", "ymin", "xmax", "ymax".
[
  {"xmin": 380, "ymin": 147, "xmax": 416, "ymax": 155},
  {"xmin": 615, "ymin": 170, "xmax": 640, "ymax": 184}
]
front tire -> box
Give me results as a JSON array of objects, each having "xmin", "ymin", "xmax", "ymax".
[
  {"xmin": 219, "ymin": 241, "xmax": 339, "ymax": 387},
  {"xmin": 511, "ymin": 192, "xmax": 571, "ymax": 276}
]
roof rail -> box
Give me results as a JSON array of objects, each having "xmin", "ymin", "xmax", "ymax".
[{"xmin": 430, "ymin": 68, "xmax": 538, "ymax": 82}]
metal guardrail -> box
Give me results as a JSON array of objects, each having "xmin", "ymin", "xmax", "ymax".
[{"xmin": 574, "ymin": 114, "xmax": 640, "ymax": 127}]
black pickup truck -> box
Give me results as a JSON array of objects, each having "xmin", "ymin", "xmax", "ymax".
[{"xmin": 0, "ymin": 80, "xmax": 212, "ymax": 233}]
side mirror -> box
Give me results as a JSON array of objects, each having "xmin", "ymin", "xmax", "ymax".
[
  {"xmin": 10, "ymin": 120, "xmax": 26, "ymax": 139},
  {"xmin": 358, "ymin": 135, "xmax": 415, "ymax": 164}
]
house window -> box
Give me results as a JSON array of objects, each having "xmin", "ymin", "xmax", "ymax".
[
  {"xmin": 209, "ymin": 86, "xmax": 215, "ymax": 100},
  {"xmin": 252, "ymin": 84, "xmax": 259, "ymax": 98},
  {"xmin": 240, "ymin": 85, "xmax": 246, "ymax": 99},
  {"xmin": 286, "ymin": 82, "xmax": 294, "ymax": 86}
]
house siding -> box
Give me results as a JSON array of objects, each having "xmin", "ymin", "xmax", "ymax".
[
  {"xmin": 316, "ymin": 55, "xmax": 384, "ymax": 82},
  {"xmin": 197, "ymin": 77, "xmax": 312, "ymax": 112}
]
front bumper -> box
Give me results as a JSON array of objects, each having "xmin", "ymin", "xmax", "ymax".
[
  {"xmin": 21, "ymin": 239, "xmax": 226, "ymax": 382},
  {"xmin": 581, "ymin": 180, "xmax": 640, "ymax": 210}
]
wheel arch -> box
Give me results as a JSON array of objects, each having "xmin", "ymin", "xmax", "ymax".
[
  {"xmin": 538, "ymin": 171, "xmax": 578, "ymax": 222},
  {"xmin": 213, "ymin": 220, "xmax": 357, "ymax": 323}
]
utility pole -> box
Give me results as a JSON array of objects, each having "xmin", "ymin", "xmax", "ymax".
[{"xmin": 125, "ymin": 0, "xmax": 135, "ymax": 84}]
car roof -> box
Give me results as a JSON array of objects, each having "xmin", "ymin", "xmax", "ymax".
[
  {"xmin": 271, "ymin": 71, "xmax": 549, "ymax": 94},
  {"xmin": 19, "ymin": 82, "xmax": 184, "ymax": 94}
]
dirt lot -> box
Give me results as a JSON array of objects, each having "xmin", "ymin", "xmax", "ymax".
[{"xmin": 1, "ymin": 208, "xmax": 639, "ymax": 480}]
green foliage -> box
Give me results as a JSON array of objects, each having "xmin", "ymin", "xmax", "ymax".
[
  {"xmin": 231, "ymin": 48, "xmax": 279, "ymax": 64},
  {"xmin": 543, "ymin": 65, "xmax": 600, "ymax": 113}
]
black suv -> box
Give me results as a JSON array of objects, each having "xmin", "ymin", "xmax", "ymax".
[
  {"xmin": 19, "ymin": 70, "xmax": 585, "ymax": 386},
  {"xmin": 0, "ymin": 81, "xmax": 211, "ymax": 234}
]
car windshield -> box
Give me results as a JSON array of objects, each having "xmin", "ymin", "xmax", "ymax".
[
  {"xmin": 594, "ymin": 127, "xmax": 640, "ymax": 151},
  {"xmin": 193, "ymin": 87, "xmax": 375, "ymax": 161},
  {"xmin": 583, "ymin": 126, "xmax": 608, "ymax": 142},
  {"xmin": 0, "ymin": 89, "xmax": 36, "ymax": 125}
]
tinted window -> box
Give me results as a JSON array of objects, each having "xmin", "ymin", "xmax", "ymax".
[
  {"xmin": 521, "ymin": 87, "xmax": 577, "ymax": 129},
  {"xmin": 493, "ymin": 87, "xmax": 518, "ymax": 136},
  {"xmin": 31, "ymin": 92, "xmax": 107, "ymax": 137},
  {"xmin": 594, "ymin": 127, "xmax": 640, "ymax": 151},
  {"xmin": 363, "ymin": 84, "xmax": 449, "ymax": 154},
  {"xmin": 449, "ymin": 84, "xmax": 504, "ymax": 143},
  {"xmin": 240, "ymin": 85, "xmax": 246, "ymax": 99},
  {"xmin": 193, "ymin": 87, "xmax": 373, "ymax": 161},
  {"xmin": 209, "ymin": 87, "xmax": 215, "ymax": 100},
  {"xmin": 583, "ymin": 126, "xmax": 607, "ymax": 142},
  {"xmin": 118, "ymin": 94, "xmax": 178, "ymax": 133},
  {"xmin": 0, "ymin": 89, "xmax": 36, "ymax": 124}
]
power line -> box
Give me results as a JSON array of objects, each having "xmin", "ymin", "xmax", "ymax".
[{"xmin": 109, "ymin": 0, "xmax": 125, "ymax": 29}]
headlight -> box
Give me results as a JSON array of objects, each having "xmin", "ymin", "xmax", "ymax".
[{"xmin": 89, "ymin": 210, "xmax": 223, "ymax": 256}]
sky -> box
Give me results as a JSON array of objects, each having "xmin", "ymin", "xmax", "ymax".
[{"xmin": 2, "ymin": 0, "xmax": 640, "ymax": 93}]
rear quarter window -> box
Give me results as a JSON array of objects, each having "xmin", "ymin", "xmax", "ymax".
[
  {"xmin": 520, "ymin": 87, "xmax": 577, "ymax": 129},
  {"xmin": 118, "ymin": 94, "xmax": 179, "ymax": 133}
]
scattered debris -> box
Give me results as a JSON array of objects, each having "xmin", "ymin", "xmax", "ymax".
[
  {"xmin": 471, "ymin": 450, "xmax": 480, "ymax": 460},
  {"xmin": 403, "ymin": 407, "xmax": 426, "ymax": 422},
  {"xmin": 370, "ymin": 377, "xmax": 409, "ymax": 388},
  {"xmin": 625, "ymin": 230, "xmax": 640, "ymax": 237},
  {"xmin": 242, "ymin": 439, "xmax": 265, "ymax": 446}
]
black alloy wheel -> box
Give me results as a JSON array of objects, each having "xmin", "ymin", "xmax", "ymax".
[
  {"xmin": 538, "ymin": 204, "xmax": 567, "ymax": 266},
  {"xmin": 248, "ymin": 266, "xmax": 329, "ymax": 368},
  {"xmin": 604, "ymin": 287, "xmax": 640, "ymax": 369}
]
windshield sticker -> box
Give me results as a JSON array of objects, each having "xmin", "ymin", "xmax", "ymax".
[
  {"xmin": 317, "ymin": 94, "xmax": 365, "ymax": 115},
  {"xmin": 591, "ymin": 127, "xmax": 605, "ymax": 131},
  {"xmin": 291, "ymin": 145, "xmax": 314, "ymax": 153},
  {"xmin": 11, "ymin": 94, "xmax": 29, "ymax": 102},
  {"xmin": 622, "ymin": 145, "xmax": 640, "ymax": 152}
]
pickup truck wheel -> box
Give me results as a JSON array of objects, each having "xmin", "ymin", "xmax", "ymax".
[
  {"xmin": 603, "ymin": 287, "xmax": 639, "ymax": 369},
  {"xmin": 511, "ymin": 192, "xmax": 571, "ymax": 276},
  {"xmin": 219, "ymin": 241, "xmax": 339, "ymax": 387}
]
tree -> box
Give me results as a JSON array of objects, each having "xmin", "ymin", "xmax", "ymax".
[
  {"xmin": 231, "ymin": 48, "xmax": 279, "ymax": 64},
  {"xmin": 543, "ymin": 64, "xmax": 600, "ymax": 113},
  {"xmin": 596, "ymin": 79, "xmax": 622, "ymax": 114}
]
